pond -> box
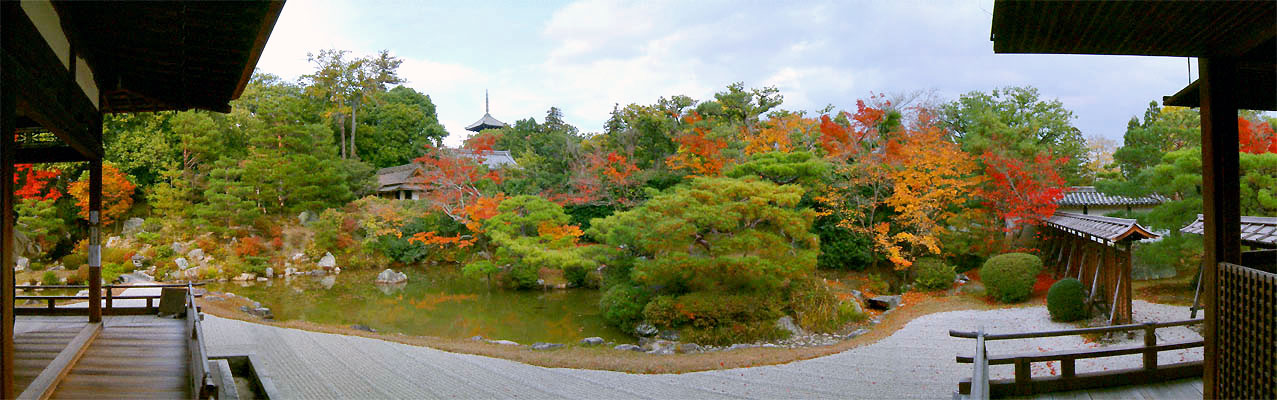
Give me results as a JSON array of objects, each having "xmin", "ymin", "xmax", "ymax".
[{"xmin": 207, "ymin": 268, "xmax": 633, "ymax": 345}]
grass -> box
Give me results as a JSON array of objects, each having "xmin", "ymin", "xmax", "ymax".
[
  {"xmin": 200, "ymin": 286, "xmax": 1014, "ymax": 374},
  {"xmin": 1133, "ymin": 273, "xmax": 1196, "ymax": 306}
]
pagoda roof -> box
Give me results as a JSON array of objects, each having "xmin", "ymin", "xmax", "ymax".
[{"xmin": 465, "ymin": 113, "xmax": 507, "ymax": 132}]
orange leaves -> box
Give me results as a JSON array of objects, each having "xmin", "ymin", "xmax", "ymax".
[
  {"xmin": 746, "ymin": 113, "xmax": 815, "ymax": 155},
  {"xmin": 461, "ymin": 194, "xmax": 504, "ymax": 233},
  {"xmin": 667, "ymin": 112, "xmax": 729, "ymax": 176},
  {"xmin": 235, "ymin": 236, "xmax": 266, "ymax": 257},
  {"xmin": 68, "ymin": 163, "xmax": 136, "ymax": 226},
  {"xmin": 819, "ymin": 99, "xmax": 887, "ymax": 161},
  {"xmin": 413, "ymin": 138, "xmax": 505, "ymax": 222},
  {"xmin": 408, "ymin": 231, "xmax": 476, "ymax": 248},
  {"xmin": 536, "ymin": 221, "xmax": 583, "ymax": 242}
]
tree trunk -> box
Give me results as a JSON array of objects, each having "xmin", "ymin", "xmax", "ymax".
[
  {"xmin": 338, "ymin": 114, "xmax": 347, "ymax": 159},
  {"xmin": 350, "ymin": 102, "xmax": 359, "ymax": 160}
]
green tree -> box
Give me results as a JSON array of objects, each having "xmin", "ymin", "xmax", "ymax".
[
  {"xmin": 357, "ymin": 86, "xmax": 447, "ymax": 168},
  {"xmin": 467, "ymin": 195, "xmax": 593, "ymax": 289},
  {"xmin": 940, "ymin": 86, "xmax": 1089, "ymax": 183}
]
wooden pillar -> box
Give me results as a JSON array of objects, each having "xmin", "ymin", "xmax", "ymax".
[
  {"xmin": 1, "ymin": 62, "xmax": 16, "ymax": 400},
  {"xmin": 1199, "ymin": 57, "xmax": 1242, "ymax": 399},
  {"xmin": 88, "ymin": 159, "xmax": 102, "ymax": 322}
]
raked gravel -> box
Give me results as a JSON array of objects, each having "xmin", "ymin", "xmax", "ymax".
[{"xmin": 202, "ymin": 300, "xmax": 1201, "ymax": 399}]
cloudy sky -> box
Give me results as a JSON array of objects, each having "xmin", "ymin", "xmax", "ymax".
[{"xmin": 253, "ymin": 0, "xmax": 1198, "ymax": 146}]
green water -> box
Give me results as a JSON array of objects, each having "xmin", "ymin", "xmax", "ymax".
[{"xmin": 208, "ymin": 268, "xmax": 632, "ymax": 344}]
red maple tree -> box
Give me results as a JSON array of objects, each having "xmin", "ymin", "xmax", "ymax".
[
  {"xmin": 976, "ymin": 150, "xmax": 1069, "ymax": 233},
  {"xmin": 1239, "ymin": 116, "xmax": 1277, "ymax": 154},
  {"xmin": 14, "ymin": 164, "xmax": 63, "ymax": 201}
]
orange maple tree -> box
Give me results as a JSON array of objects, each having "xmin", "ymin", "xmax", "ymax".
[
  {"xmin": 412, "ymin": 133, "xmax": 504, "ymax": 222},
  {"xmin": 558, "ymin": 149, "xmax": 641, "ymax": 206},
  {"xmin": 666, "ymin": 112, "xmax": 729, "ymax": 176},
  {"xmin": 745, "ymin": 113, "xmax": 817, "ymax": 155},
  {"xmin": 1239, "ymin": 116, "xmax": 1277, "ymax": 154},
  {"xmin": 68, "ymin": 162, "xmax": 136, "ymax": 226}
]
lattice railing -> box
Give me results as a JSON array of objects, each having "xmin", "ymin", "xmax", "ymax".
[{"xmin": 1217, "ymin": 262, "xmax": 1275, "ymax": 399}]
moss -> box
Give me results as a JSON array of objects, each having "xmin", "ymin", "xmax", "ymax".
[
  {"xmin": 980, "ymin": 253, "xmax": 1042, "ymax": 303},
  {"xmin": 1047, "ymin": 278, "xmax": 1089, "ymax": 321}
]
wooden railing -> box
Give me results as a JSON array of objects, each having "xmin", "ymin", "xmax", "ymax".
[
  {"xmin": 950, "ymin": 319, "xmax": 1204, "ymax": 397},
  {"xmin": 14, "ymin": 283, "xmax": 202, "ymax": 315},
  {"xmin": 186, "ymin": 283, "xmax": 216, "ymax": 399}
]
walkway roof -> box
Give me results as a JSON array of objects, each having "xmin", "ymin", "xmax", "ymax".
[
  {"xmin": 1181, "ymin": 214, "xmax": 1277, "ymax": 249},
  {"xmin": 1043, "ymin": 212, "xmax": 1158, "ymax": 242}
]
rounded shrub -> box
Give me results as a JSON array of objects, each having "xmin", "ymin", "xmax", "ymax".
[
  {"xmin": 599, "ymin": 283, "xmax": 651, "ymax": 331},
  {"xmin": 1047, "ymin": 278, "xmax": 1089, "ymax": 321},
  {"xmin": 980, "ymin": 252, "xmax": 1043, "ymax": 303},
  {"xmin": 913, "ymin": 257, "xmax": 956, "ymax": 290}
]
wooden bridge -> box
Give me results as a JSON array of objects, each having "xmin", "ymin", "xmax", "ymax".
[{"xmin": 11, "ymin": 284, "xmax": 218, "ymax": 399}]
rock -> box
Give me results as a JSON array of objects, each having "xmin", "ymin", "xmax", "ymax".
[
  {"xmin": 48, "ymin": 265, "xmax": 65, "ymax": 271},
  {"xmin": 334, "ymin": 267, "xmax": 341, "ymax": 275},
  {"xmin": 761, "ymin": 343, "xmax": 779, "ymax": 348},
  {"xmin": 580, "ymin": 337, "xmax": 605, "ymax": 345},
  {"xmin": 106, "ymin": 236, "xmax": 121, "ymax": 248},
  {"xmin": 614, "ymin": 344, "xmax": 642, "ymax": 352},
  {"xmin": 956, "ymin": 273, "xmax": 970, "ymax": 283},
  {"xmin": 320, "ymin": 275, "xmax": 336, "ymax": 289},
  {"xmin": 256, "ymin": 277, "xmax": 268, "ymax": 282},
  {"xmin": 241, "ymin": 306, "xmax": 273, "ymax": 319},
  {"xmin": 470, "ymin": 335, "xmax": 484, "ymax": 341},
  {"xmin": 659, "ymin": 330, "xmax": 680, "ymax": 341},
  {"xmin": 183, "ymin": 267, "xmax": 201, "ymax": 280},
  {"xmin": 291, "ymin": 253, "xmax": 305, "ymax": 261},
  {"xmin": 642, "ymin": 339, "xmax": 676, "ymax": 354},
  {"xmin": 351, "ymin": 324, "xmax": 377, "ymax": 333},
  {"xmin": 297, "ymin": 211, "xmax": 315, "ymax": 225},
  {"xmin": 374, "ymin": 269, "xmax": 408, "ymax": 284},
  {"xmin": 634, "ymin": 322, "xmax": 658, "ymax": 337},
  {"xmin": 727, "ymin": 344, "xmax": 757, "ymax": 351},
  {"xmin": 186, "ymin": 248, "xmax": 205, "ymax": 262},
  {"xmin": 309, "ymin": 270, "xmax": 325, "ymax": 276},
  {"xmin": 318, "ymin": 252, "xmax": 337, "ymax": 269},
  {"xmin": 489, "ymin": 340, "xmax": 519, "ymax": 346},
  {"xmin": 265, "ymin": 267, "xmax": 274, "ymax": 279},
  {"xmin": 121, "ymin": 217, "xmax": 145, "ymax": 237},
  {"xmin": 232, "ymin": 273, "xmax": 256, "ymax": 281},
  {"xmin": 14, "ymin": 257, "xmax": 28, "ymax": 272},
  {"xmin": 171, "ymin": 242, "xmax": 186, "ymax": 255},
  {"xmin": 867, "ymin": 295, "xmax": 902, "ymax": 310},
  {"xmin": 175, "ymin": 257, "xmax": 190, "ymax": 270},
  {"xmin": 776, "ymin": 316, "xmax": 807, "ymax": 337},
  {"xmin": 131, "ymin": 254, "xmax": 145, "ymax": 268},
  {"xmin": 847, "ymin": 328, "xmax": 869, "ymax": 339},
  {"xmin": 531, "ymin": 342, "xmax": 564, "ymax": 351},
  {"xmin": 676, "ymin": 343, "xmax": 702, "ymax": 353}
]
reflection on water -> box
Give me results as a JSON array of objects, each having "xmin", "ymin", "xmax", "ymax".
[{"xmin": 208, "ymin": 268, "xmax": 632, "ymax": 344}]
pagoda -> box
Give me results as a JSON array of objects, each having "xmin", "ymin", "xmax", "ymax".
[{"xmin": 465, "ymin": 90, "xmax": 508, "ymax": 132}]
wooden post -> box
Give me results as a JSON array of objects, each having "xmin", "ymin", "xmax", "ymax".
[
  {"xmin": 88, "ymin": 159, "xmax": 102, "ymax": 323},
  {"xmin": 1142, "ymin": 322, "xmax": 1157, "ymax": 370},
  {"xmin": 1014, "ymin": 358, "xmax": 1031, "ymax": 396},
  {"xmin": 1199, "ymin": 56, "xmax": 1241, "ymax": 400},
  {"xmin": 1061, "ymin": 358, "xmax": 1075, "ymax": 378},
  {"xmin": 0, "ymin": 60, "xmax": 15, "ymax": 399}
]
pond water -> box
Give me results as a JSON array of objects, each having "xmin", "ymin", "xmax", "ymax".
[{"xmin": 207, "ymin": 268, "xmax": 633, "ymax": 345}]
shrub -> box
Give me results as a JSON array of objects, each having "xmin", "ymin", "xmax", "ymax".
[
  {"xmin": 564, "ymin": 265, "xmax": 589, "ymax": 287},
  {"xmin": 504, "ymin": 263, "xmax": 540, "ymax": 289},
  {"xmin": 61, "ymin": 253, "xmax": 88, "ymax": 269},
  {"xmin": 788, "ymin": 276, "xmax": 865, "ymax": 332},
  {"xmin": 235, "ymin": 236, "xmax": 265, "ymax": 257},
  {"xmin": 980, "ymin": 253, "xmax": 1043, "ymax": 303},
  {"xmin": 599, "ymin": 283, "xmax": 651, "ymax": 331},
  {"xmin": 1047, "ymin": 278, "xmax": 1089, "ymax": 321},
  {"xmin": 913, "ymin": 257, "xmax": 956, "ymax": 291},
  {"xmin": 42, "ymin": 271, "xmax": 60, "ymax": 286},
  {"xmin": 135, "ymin": 231, "xmax": 162, "ymax": 246},
  {"xmin": 643, "ymin": 292, "xmax": 790, "ymax": 344},
  {"xmin": 155, "ymin": 245, "xmax": 175, "ymax": 259},
  {"xmin": 102, "ymin": 247, "xmax": 134, "ymax": 265}
]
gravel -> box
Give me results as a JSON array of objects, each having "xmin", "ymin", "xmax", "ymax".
[{"xmin": 203, "ymin": 300, "xmax": 1199, "ymax": 399}]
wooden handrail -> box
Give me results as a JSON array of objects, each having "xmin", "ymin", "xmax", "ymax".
[
  {"xmin": 948, "ymin": 318, "xmax": 1201, "ymax": 340},
  {"xmin": 950, "ymin": 319, "xmax": 1205, "ymax": 397},
  {"xmin": 186, "ymin": 283, "xmax": 216, "ymax": 399},
  {"xmin": 16, "ymin": 283, "xmax": 206, "ymax": 289}
]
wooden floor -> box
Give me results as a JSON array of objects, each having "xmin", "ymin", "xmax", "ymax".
[
  {"xmin": 1014, "ymin": 378, "xmax": 1204, "ymax": 400},
  {"xmin": 12, "ymin": 318, "xmax": 82, "ymax": 394},
  {"xmin": 16, "ymin": 315, "xmax": 191, "ymax": 399}
]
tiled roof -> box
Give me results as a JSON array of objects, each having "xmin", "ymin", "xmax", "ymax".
[
  {"xmin": 374, "ymin": 150, "xmax": 518, "ymax": 192},
  {"xmin": 1057, "ymin": 186, "xmax": 1167, "ymax": 207},
  {"xmin": 1043, "ymin": 212, "xmax": 1158, "ymax": 242},
  {"xmin": 465, "ymin": 113, "xmax": 507, "ymax": 132},
  {"xmin": 1180, "ymin": 214, "xmax": 1277, "ymax": 248}
]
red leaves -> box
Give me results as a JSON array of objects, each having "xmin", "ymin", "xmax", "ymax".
[
  {"xmin": 14, "ymin": 164, "xmax": 62, "ymax": 201},
  {"xmin": 1239, "ymin": 116, "xmax": 1277, "ymax": 154},
  {"xmin": 818, "ymin": 100, "xmax": 886, "ymax": 161},
  {"xmin": 976, "ymin": 150, "xmax": 1069, "ymax": 232},
  {"xmin": 412, "ymin": 138, "xmax": 505, "ymax": 223},
  {"xmin": 667, "ymin": 112, "xmax": 729, "ymax": 176}
]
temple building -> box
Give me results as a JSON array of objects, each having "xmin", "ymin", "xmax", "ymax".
[{"xmin": 464, "ymin": 90, "xmax": 507, "ymax": 132}]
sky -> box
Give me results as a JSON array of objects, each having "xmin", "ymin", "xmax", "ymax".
[{"xmin": 253, "ymin": 0, "xmax": 1200, "ymax": 147}]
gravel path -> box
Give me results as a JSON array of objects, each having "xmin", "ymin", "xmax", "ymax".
[{"xmin": 202, "ymin": 300, "xmax": 1201, "ymax": 399}]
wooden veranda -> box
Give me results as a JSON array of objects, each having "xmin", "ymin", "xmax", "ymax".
[
  {"xmin": 987, "ymin": 1, "xmax": 1276, "ymax": 398},
  {"xmin": 1039, "ymin": 212, "xmax": 1156, "ymax": 325},
  {"xmin": 1, "ymin": 2, "xmax": 283, "ymax": 398}
]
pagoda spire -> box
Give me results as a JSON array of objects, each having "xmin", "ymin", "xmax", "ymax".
[
  {"xmin": 485, "ymin": 89, "xmax": 490, "ymax": 113},
  {"xmin": 466, "ymin": 89, "xmax": 507, "ymax": 132}
]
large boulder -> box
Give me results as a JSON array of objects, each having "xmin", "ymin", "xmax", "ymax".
[
  {"xmin": 531, "ymin": 342, "xmax": 564, "ymax": 351},
  {"xmin": 776, "ymin": 315, "xmax": 807, "ymax": 337},
  {"xmin": 375, "ymin": 269, "xmax": 408, "ymax": 285},
  {"xmin": 121, "ymin": 218, "xmax": 145, "ymax": 237},
  {"xmin": 131, "ymin": 254, "xmax": 145, "ymax": 268},
  {"xmin": 317, "ymin": 252, "xmax": 337, "ymax": 269},
  {"xmin": 174, "ymin": 257, "xmax": 190, "ymax": 270},
  {"xmin": 265, "ymin": 267, "xmax": 274, "ymax": 279},
  {"xmin": 171, "ymin": 241, "xmax": 186, "ymax": 255},
  {"xmin": 186, "ymin": 248, "xmax": 205, "ymax": 262},
  {"xmin": 105, "ymin": 236, "xmax": 121, "ymax": 248},
  {"xmin": 298, "ymin": 211, "xmax": 315, "ymax": 226},
  {"xmin": 182, "ymin": 267, "xmax": 201, "ymax": 280},
  {"xmin": 634, "ymin": 322, "xmax": 658, "ymax": 337},
  {"xmin": 14, "ymin": 257, "xmax": 28, "ymax": 272},
  {"xmin": 867, "ymin": 295, "xmax": 902, "ymax": 310},
  {"xmin": 614, "ymin": 344, "xmax": 642, "ymax": 352},
  {"xmin": 580, "ymin": 337, "xmax": 605, "ymax": 346}
]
